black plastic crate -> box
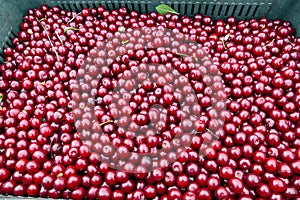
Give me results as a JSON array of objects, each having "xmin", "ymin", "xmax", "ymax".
[{"xmin": 0, "ymin": 0, "xmax": 300, "ymax": 53}]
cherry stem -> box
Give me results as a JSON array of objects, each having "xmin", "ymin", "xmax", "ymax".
[
  {"xmin": 222, "ymin": 39, "xmax": 227, "ymax": 50},
  {"xmin": 67, "ymin": 12, "xmax": 82, "ymax": 24},
  {"xmin": 286, "ymin": 39, "xmax": 296, "ymax": 49},
  {"xmin": 55, "ymin": 32, "xmax": 64, "ymax": 46},
  {"xmin": 194, "ymin": 56, "xmax": 199, "ymax": 62},
  {"xmin": 49, "ymin": 136, "xmax": 56, "ymax": 159},
  {"xmin": 122, "ymin": 40, "xmax": 129, "ymax": 45},
  {"xmin": 176, "ymin": 53, "xmax": 188, "ymax": 57},
  {"xmin": 263, "ymin": 39, "xmax": 275, "ymax": 48},
  {"xmin": 99, "ymin": 120, "xmax": 114, "ymax": 127},
  {"xmin": 36, "ymin": 17, "xmax": 60, "ymax": 61}
]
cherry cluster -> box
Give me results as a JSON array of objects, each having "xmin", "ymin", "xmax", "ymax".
[{"xmin": 0, "ymin": 4, "xmax": 299, "ymax": 200}]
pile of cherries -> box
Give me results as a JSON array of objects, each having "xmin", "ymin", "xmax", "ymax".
[{"xmin": 0, "ymin": 4, "xmax": 300, "ymax": 200}]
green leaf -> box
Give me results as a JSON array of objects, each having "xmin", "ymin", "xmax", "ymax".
[
  {"xmin": 0, "ymin": 94, "xmax": 3, "ymax": 103},
  {"xmin": 156, "ymin": 4, "xmax": 179, "ymax": 15},
  {"xmin": 64, "ymin": 27, "xmax": 79, "ymax": 34}
]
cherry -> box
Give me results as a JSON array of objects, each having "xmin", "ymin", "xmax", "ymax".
[
  {"xmin": 41, "ymin": 175, "xmax": 55, "ymax": 190},
  {"xmin": 228, "ymin": 178, "xmax": 244, "ymax": 194},
  {"xmin": 98, "ymin": 186, "xmax": 112, "ymax": 200},
  {"xmin": 143, "ymin": 185, "xmax": 156, "ymax": 199},
  {"xmin": 207, "ymin": 177, "xmax": 220, "ymax": 191},
  {"xmin": 269, "ymin": 178, "xmax": 286, "ymax": 193},
  {"xmin": 214, "ymin": 187, "xmax": 229, "ymax": 199},
  {"xmin": 256, "ymin": 183, "xmax": 271, "ymax": 198},
  {"xmin": 71, "ymin": 187, "xmax": 86, "ymax": 200},
  {"xmin": 264, "ymin": 158, "xmax": 278, "ymax": 172},
  {"xmin": 112, "ymin": 189, "xmax": 125, "ymax": 200},
  {"xmin": 0, "ymin": 168, "xmax": 11, "ymax": 181},
  {"xmin": 27, "ymin": 184, "xmax": 40, "ymax": 196},
  {"xmin": 176, "ymin": 174, "xmax": 189, "ymax": 188},
  {"xmin": 67, "ymin": 175, "xmax": 82, "ymax": 190},
  {"xmin": 167, "ymin": 187, "xmax": 182, "ymax": 199},
  {"xmin": 197, "ymin": 188, "xmax": 212, "ymax": 200}
]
